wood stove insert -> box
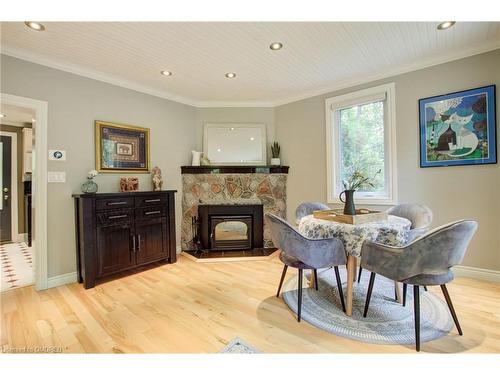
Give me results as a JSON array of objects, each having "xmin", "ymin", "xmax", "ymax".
[{"xmin": 198, "ymin": 203, "xmax": 263, "ymax": 251}]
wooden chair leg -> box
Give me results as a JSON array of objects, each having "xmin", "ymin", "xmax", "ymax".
[
  {"xmin": 357, "ymin": 267, "xmax": 363, "ymax": 283},
  {"xmin": 414, "ymin": 285, "xmax": 420, "ymax": 352},
  {"xmin": 363, "ymin": 272, "xmax": 376, "ymax": 318},
  {"xmin": 276, "ymin": 265, "xmax": 288, "ymax": 297},
  {"xmin": 334, "ymin": 266, "xmax": 346, "ymax": 312},
  {"xmin": 313, "ymin": 269, "xmax": 319, "ymax": 291},
  {"xmin": 403, "ymin": 283, "xmax": 407, "ymax": 306},
  {"xmin": 297, "ymin": 269, "xmax": 303, "ymax": 322},
  {"xmin": 440, "ymin": 284, "xmax": 463, "ymax": 335}
]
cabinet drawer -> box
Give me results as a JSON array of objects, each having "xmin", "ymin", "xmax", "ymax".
[
  {"xmin": 135, "ymin": 195, "xmax": 167, "ymax": 207},
  {"xmin": 97, "ymin": 209, "xmax": 133, "ymax": 226},
  {"xmin": 136, "ymin": 206, "xmax": 166, "ymax": 220},
  {"xmin": 96, "ymin": 197, "xmax": 134, "ymax": 211}
]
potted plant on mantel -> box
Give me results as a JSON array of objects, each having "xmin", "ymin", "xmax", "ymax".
[
  {"xmin": 340, "ymin": 168, "xmax": 381, "ymax": 215},
  {"xmin": 270, "ymin": 141, "xmax": 281, "ymax": 166}
]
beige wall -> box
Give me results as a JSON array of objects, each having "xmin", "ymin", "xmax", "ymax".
[
  {"xmin": 1, "ymin": 55, "xmax": 197, "ymax": 278},
  {"xmin": 275, "ymin": 49, "xmax": 500, "ymax": 271},
  {"xmin": 195, "ymin": 107, "xmax": 275, "ymax": 162}
]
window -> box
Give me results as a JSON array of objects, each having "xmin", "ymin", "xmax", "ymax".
[{"xmin": 326, "ymin": 83, "xmax": 397, "ymax": 205}]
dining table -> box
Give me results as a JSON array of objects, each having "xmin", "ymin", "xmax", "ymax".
[{"xmin": 298, "ymin": 214, "xmax": 412, "ymax": 316}]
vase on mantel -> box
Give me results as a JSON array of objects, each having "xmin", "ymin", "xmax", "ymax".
[{"xmin": 339, "ymin": 189, "xmax": 356, "ymax": 215}]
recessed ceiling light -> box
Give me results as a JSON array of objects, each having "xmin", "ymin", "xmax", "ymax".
[
  {"xmin": 250, "ymin": 137, "xmax": 255, "ymax": 141},
  {"xmin": 160, "ymin": 70, "xmax": 172, "ymax": 76},
  {"xmin": 0, "ymin": 113, "xmax": 6, "ymax": 118},
  {"xmin": 217, "ymin": 148, "xmax": 222, "ymax": 152},
  {"xmin": 25, "ymin": 21, "xmax": 45, "ymax": 31},
  {"xmin": 230, "ymin": 127, "xmax": 235, "ymax": 130},
  {"xmin": 225, "ymin": 73, "xmax": 236, "ymax": 78},
  {"xmin": 270, "ymin": 42, "xmax": 283, "ymax": 50},
  {"xmin": 437, "ymin": 21, "xmax": 456, "ymax": 30}
]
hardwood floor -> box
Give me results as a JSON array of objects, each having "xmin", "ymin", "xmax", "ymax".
[{"xmin": 1, "ymin": 255, "xmax": 499, "ymax": 353}]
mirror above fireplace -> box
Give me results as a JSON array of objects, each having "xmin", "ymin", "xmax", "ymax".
[{"xmin": 203, "ymin": 123, "xmax": 267, "ymax": 165}]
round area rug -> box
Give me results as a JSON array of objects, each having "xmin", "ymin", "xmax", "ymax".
[{"xmin": 282, "ymin": 268, "xmax": 453, "ymax": 344}]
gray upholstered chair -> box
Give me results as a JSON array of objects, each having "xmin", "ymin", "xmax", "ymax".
[
  {"xmin": 265, "ymin": 213, "xmax": 347, "ymax": 321},
  {"xmin": 360, "ymin": 220, "xmax": 478, "ymax": 351},
  {"xmin": 295, "ymin": 202, "xmax": 330, "ymax": 225},
  {"xmin": 358, "ymin": 203, "xmax": 434, "ymax": 283}
]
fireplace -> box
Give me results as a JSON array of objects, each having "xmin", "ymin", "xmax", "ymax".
[{"xmin": 198, "ymin": 203, "xmax": 263, "ymax": 251}]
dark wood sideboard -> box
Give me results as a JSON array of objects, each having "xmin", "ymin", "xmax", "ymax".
[{"xmin": 73, "ymin": 190, "xmax": 177, "ymax": 289}]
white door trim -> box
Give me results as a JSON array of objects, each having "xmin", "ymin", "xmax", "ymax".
[
  {"xmin": 0, "ymin": 131, "xmax": 18, "ymax": 243},
  {"xmin": 1, "ymin": 93, "xmax": 48, "ymax": 291}
]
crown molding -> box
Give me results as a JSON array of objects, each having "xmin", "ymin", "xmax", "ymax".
[
  {"xmin": 271, "ymin": 41, "xmax": 500, "ymax": 107},
  {"xmin": 2, "ymin": 41, "xmax": 500, "ymax": 109},
  {"xmin": 1, "ymin": 46, "xmax": 198, "ymax": 107},
  {"xmin": 195, "ymin": 101, "xmax": 275, "ymax": 108}
]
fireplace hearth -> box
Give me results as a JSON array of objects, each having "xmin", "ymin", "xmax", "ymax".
[{"xmin": 198, "ymin": 202, "xmax": 263, "ymax": 251}]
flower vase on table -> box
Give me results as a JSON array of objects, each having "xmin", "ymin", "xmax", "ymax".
[{"xmin": 340, "ymin": 168, "xmax": 381, "ymax": 216}]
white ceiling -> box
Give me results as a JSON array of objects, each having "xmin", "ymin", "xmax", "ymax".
[{"xmin": 1, "ymin": 22, "xmax": 499, "ymax": 107}]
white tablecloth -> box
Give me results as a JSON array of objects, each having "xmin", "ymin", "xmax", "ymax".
[{"xmin": 298, "ymin": 214, "xmax": 411, "ymax": 257}]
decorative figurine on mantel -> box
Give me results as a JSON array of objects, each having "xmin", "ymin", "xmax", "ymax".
[{"xmin": 151, "ymin": 166, "xmax": 163, "ymax": 191}]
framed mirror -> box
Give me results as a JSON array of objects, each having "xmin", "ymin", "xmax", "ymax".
[{"xmin": 203, "ymin": 123, "xmax": 267, "ymax": 165}]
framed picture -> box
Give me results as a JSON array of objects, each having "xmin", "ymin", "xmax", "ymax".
[
  {"xmin": 95, "ymin": 121, "xmax": 150, "ymax": 173},
  {"xmin": 419, "ymin": 85, "xmax": 496, "ymax": 168}
]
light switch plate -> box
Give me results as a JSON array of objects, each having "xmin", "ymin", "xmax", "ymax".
[
  {"xmin": 48, "ymin": 171, "xmax": 66, "ymax": 183},
  {"xmin": 49, "ymin": 150, "xmax": 66, "ymax": 161}
]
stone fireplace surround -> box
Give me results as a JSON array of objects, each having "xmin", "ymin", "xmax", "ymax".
[{"xmin": 181, "ymin": 166, "xmax": 289, "ymax": 251}]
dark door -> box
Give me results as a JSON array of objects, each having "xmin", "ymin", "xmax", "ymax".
[
  {"xmin": 1, "ymin": 135, "xmax": 12, "ymax": 243},
  {"xmin": 96, "ymin": 222, "xmax": 135, "ymax": 277},
  {"xmin": 135, "ymin": 217, "xmax": 169, "ymax": 264}
]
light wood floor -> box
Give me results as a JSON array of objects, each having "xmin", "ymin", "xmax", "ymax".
[{"xmin": 1, "ymin": 255, "xmax": 499, "ymax": 353}]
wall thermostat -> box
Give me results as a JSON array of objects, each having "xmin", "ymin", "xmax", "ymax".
[{"xmin": 49, "ymin": 150, "xmax": 66, "ymax": 161}]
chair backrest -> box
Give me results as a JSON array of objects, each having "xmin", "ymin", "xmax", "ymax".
[
  {"xmin": 295, "ymin": 202, "xmax": 330, "ymax": 223},
  {"xmin": 402, "ymin": 220, "xmax": 478, "ymax": 276},
  {"xmin": 387, "ymin": 203, "xmax": 433, "ymax": 230},
  {"xmin": 265, "ymin": 213, "xmax": 346, "ymax": 268}
]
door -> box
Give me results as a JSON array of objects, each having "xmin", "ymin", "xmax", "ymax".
[
  {"xmin": 96, "ymin": 222, "xmax": 135, "ymax": 277},
  {"xmin": 135, "ymin": 217, "xmax": 169, "ymax": 264},
  {"xmin": 0, "ymin": 135, "xmax": 12, "ymax": 243}
]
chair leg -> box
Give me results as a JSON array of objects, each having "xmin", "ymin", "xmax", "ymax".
[
  {"xmin": 357, "ymin": 267, "xmax": 363, "ymax": 283},
  {"xmin": 313, "ymin": 269, "xmax": 319, "ymax": 291},
  {"xmin": 297, "ymin": 269, "xmax": 303, "ymax": 322},
  {"xmin": 440, "ymin": 284, "xmax": 463, "ymax": 335},
  {"xmin": 363, "ymin": 272, "xmax": 376, "ymax": 318},
  {"xmin": 403, "ymin": 283, "xmax": 408, "ymax": 307},
  {"xmin": 414, "ymin": 285, "xmax": 420, "ymax": 352},
  {"xmin": 276, "ymin": 265, "xmax": 288, "ymax": 297},
  {"xmin": 423, "ymin": 286, "xmax": 428, "ymax": 292},
  {"xmin": 334, "ymin": 266, "xmax": 346, "ymax": 313}
]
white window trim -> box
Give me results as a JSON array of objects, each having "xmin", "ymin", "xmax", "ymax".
[{"xmin": 325, "ymin": 83, "xmax": 398, "ymax": 206}]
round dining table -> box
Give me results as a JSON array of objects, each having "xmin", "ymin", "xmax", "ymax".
[{"xmin": 298, "ymin": 214, "xmax": 412, "ymax": 316}]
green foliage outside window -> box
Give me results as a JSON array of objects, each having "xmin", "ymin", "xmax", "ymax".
[{"xmin": 338, "ymin": 101, "xmax": 385, "ymax": 193}]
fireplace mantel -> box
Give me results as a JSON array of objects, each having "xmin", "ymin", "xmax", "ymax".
[{"xmin": 181, "ymin": 165, "xmax": 289, "ymax": 174}]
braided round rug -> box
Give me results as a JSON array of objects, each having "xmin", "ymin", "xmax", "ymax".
[{"xmin": 282, "ymin": 267, "xmax": 453, "ymax": 344}]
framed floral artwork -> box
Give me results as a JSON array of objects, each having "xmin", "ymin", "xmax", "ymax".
[
  {"xmin": 95, "ymin": 120, "xmax": 150, "ymax": 173},
  {"xmin": 419, "ymin": 85, "xmax": 496, "ymax": 167}
]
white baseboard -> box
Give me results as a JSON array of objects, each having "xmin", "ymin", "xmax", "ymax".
[
  {"xmin": 454, "ymin": 265, "xmax": 500, "ymax": 283},
  {"xmin": 176, "ymin": 245, "xmax": 182, "ymax": 253},
  {"xmin": 47, "ymin": 272, "xmax": 77, "ymax": 288}
]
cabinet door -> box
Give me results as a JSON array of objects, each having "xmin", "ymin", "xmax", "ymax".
[
  {"xmin": 135, "ymin": 217, "xmax": 169, "ymax": 265},
  {"xmin": 96, "ymin": 223, "xmax": 135, "ymax": 277}
]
